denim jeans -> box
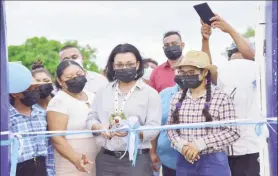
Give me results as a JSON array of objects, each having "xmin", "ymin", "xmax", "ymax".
[
  {"xmin": 176, "ymin": 152, "xmax": 231, "ymax": 176},
  {"xmin": 162, "ymin": 164, "xmax": 176, "ymax": 176}
]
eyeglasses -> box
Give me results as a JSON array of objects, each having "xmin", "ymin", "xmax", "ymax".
[
  {"xmin": 178, "ymin": 69, "xmax": 203, "ymax": 76},
  {"xmin": 114, "ymin": 63, "xmax": 137, "ymax": 69}
]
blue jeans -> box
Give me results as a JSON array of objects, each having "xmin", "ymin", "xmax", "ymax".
[{"xmin": 176, "ymin": 152, "xmax": 231, "ymax": 176}]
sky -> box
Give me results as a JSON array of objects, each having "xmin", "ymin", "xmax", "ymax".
[{"xmin": 4, "ymin": 1, "xmax": 265, "ymax": 69}]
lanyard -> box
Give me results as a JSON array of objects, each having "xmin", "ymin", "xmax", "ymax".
[{"xmin": 114, "ymin": 81, "xmax": 137, "ymax": 113}]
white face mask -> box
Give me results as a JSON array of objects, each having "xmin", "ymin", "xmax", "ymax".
[
  {"xmin": 143, "ymin": 67, "xmax": 153, "ymax": 80},
  {"xmin": 60, "ymin": 56, "xmax": 84, "ymax": 68},
  {"xmin": 74, "ymin": 58, "xmax": 84, "ymax": 68}
]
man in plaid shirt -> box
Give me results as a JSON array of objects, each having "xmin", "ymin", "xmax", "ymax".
[
  {"xmin": 167, "ymin": 51, "xmax": 240, "ymax": 176},
  {"xmin": 8, "ymin": 62, "xmax": 54, "ymax": 176}
]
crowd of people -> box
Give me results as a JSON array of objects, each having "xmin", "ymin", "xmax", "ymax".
[{"xmin": 8, "ymin": 14, "xmax": 263, "ymax": 176}]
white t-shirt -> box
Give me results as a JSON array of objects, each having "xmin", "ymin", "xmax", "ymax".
[
  {"xmin": 46, "ymin": 90, "xmax": 94, "ymax": 139},
  {"xmin": 85, "ymin": 71, "xmax": 108, "ymax": 94},
  {"xmin": 217, "ymin": 59, "xmax": 268, "ymax": 156}
]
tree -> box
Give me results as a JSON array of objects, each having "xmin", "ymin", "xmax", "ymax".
[
  {"xmin": 242, "ymin": 27, "xmax": 255, "ymax": 38},
  {"xmin": 8, "ymin": 37, "xmax": 100, "ymax": 77}
]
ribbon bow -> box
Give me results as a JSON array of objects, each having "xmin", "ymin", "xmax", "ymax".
[{"xmin": 118, "ymin": 116, "xmax": 140, "ymax": 166}]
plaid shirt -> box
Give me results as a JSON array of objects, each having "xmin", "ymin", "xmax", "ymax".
[
  {"xmin": 9, "ymin": 104, "xmax": 55, "ymax": 176},
  {"xmin": 167, "ymin": 87, "xmax": 240, "ymax": 155}
]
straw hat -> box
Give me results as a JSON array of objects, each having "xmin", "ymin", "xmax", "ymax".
[{"xmin": 173, "ymin": 50, "xmax": 217, "ymax": 76}]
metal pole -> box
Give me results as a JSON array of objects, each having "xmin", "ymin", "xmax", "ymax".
[
  {"xmin": 265, "ymin": 1, "xmax": 277, "ymax": 176},
  {"xmin": 0, "ymin": 0, "xmax": 10, "ymax": 175}
]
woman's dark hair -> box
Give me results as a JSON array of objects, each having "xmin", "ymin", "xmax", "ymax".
[
  {"xmin": 172, "ymin": 70, "xmax": 213, "ymax": 134},
  {"xmin": 105, "ymin": 43, "xmax": 144, "ymax": 82},
  {"xmin": 55, "ymin": 60, "xmax": 83, "ymax": 89},
  {"xmin": 31, "ymin": 60, "xmax": 52, "ymax": 78}
]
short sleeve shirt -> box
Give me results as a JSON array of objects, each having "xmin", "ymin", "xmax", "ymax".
[{"xmin": 46, "ymin": 90, "xmax": 94, "ymax": 139}]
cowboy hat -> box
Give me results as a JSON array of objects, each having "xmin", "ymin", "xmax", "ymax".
[{"xmin": 173, "ymin": 50, "xmax": 217, "ymax": 76}]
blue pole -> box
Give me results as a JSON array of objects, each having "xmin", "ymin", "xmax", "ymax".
[
  {"xmin": 265, "ymin": 1, "xmax": 277, "ymax": 176},
  {"xmin": 0, "ymin": 0, "xmax": 10, "ymax": 175}
]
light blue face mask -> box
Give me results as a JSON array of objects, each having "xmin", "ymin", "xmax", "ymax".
[{"xmin": 143, "ymin": 67, "xmax": 153, "ymax": 80}]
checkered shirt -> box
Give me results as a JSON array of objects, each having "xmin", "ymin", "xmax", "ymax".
[
  {"xmin": 9, "ymin": 104, "xmax": 55, "ymax": 176},
  {"xmin": 167, "ymin": 87, "xmax": 240, "ymax": 155}
]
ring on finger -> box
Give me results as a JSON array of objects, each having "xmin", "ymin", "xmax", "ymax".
[
  {"xmin": 187, "ymin": 151, "xmax": 193, "ymax": 158},
  {"xmin": 191, "ymin": 152, "xmax": 195, "ymax": 159}
]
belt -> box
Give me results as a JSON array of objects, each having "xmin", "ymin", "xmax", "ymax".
[
  {"xmin": 18, "ymin": 156, "xmax": 45, "ymax": 166},
  {"xmin": 103, "ymin": 148, "xmax": 150, "ymax": 158}
]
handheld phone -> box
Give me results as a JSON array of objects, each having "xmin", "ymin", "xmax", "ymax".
[{"xmin": 193, "ymin": 2, "xmax": 215, "ymax": 25}]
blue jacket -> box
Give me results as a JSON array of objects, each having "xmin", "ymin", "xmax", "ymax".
[{"xmin": 157, "ymin": 85, "xmax": 179, "ymax": 169}]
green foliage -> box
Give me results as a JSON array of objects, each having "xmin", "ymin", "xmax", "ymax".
[
  {"xmin": 8, "ymin": 37, "xmax": 99, "ymax": 77},
  {"xmin": 242, "ymin": 27, "xmax": 255, "ymax": 38}
]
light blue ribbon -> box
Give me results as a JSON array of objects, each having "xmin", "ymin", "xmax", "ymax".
[
  {"xmin": 0, "ymin": 139, "xmax": 12, "ymax": 146},
  {"xmin": 10, "ymin": 138, "xmax": 19, "ymax": 176},
  {"xmin": 120, "ymin": 122, "xmax": 140, "ymax": 166},
  {"xmin": 255, "ymin": 123, "xmax": 264, "ymax": 136},
  {"xmin": 0, "ymin": 118, "xmax": 277, "ymax": 176},
  {"xmin": 0, "ymin": 137, "xmax": 19, "ymax": 176},
  {"xmin": 130, "ymin": 123, "xmax": 140, "ymax": 166}
]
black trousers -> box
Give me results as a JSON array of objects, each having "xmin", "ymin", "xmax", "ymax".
[
  {"xmin": 162, "ymin": 164, "xmax": 176, "ymax": 176},
  {"xmin": 228, "ymin": 153, "xmax": 260, "ymax": 176},
  {"xmin": 16, "ymin": 156, "xmax": 47, "ymax": 176}
]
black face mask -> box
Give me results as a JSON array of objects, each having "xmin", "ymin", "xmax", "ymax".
[
  {"xmin": 65, "ymin": 75, "xmax": 87, "ymax": 93},
  {"xmin": 174, "ymin": 75, "xmax": 202, "ymax": 89},
  {"xmin": 176, "ymin": 74, "xmax": 203, "ymax": 89},
  {"xmin": 174, "ymin": 75, "xmax": 187, "ymax": 90},
  {"xmin": 164, "ymin": 45, "xmax": 182, "ymax": 60},
  {"xmin": 20, "ymin": 90, "xmax": 40, "ymax": 107},
  {"xmin": 114, "ymin": 67, "xmax": 137, "ymax": 83},
  {"xmin": 39, "ymin": 83, "xmax": 54, "ymax": 99}
]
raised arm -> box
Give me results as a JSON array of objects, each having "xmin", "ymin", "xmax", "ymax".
[
  {"xmin": 201, "ymin": 21, "xmax": 212, "ymax": 64},
  {"xmin": 200, "ymin": 21, "xmax": 218, "ymax": 85},
  {"xmin": 210, "ymin": 14, "xmax": 255, "ymax": 60}
]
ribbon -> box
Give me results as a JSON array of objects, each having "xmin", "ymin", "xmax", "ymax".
[
  {"xmin": 10, "ymin": 138, "xmax": 19, "ymax": 176},
  {"xmin": 255, "ymin": 123, "xmax": 264, "ymax": 136},
  {"xmin": 129, "ymin": 123, "xmax": 140, "ymax": 166},
  {"xmin": 0, "ymin": 137, "xmax": 19, "ymax": 176},
  {"xmin": 0, "ymin": 117, "xmax": 277, "ymax": 176},
  {"xmin": 1, "ymin": 117, "xmax": 277, "ymax": 136},
  {"xmin": 118, "ymin": 116, "xmax": 140, "ymax": 166}
]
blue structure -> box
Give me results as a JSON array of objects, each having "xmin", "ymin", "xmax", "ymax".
[
  {"xmin": 265, "ymin": 1, "xmax": 277, "ymax": 176},
  {"xmin": 0, "ymin": 0, "xmax": 9, "ymax": 176}
]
